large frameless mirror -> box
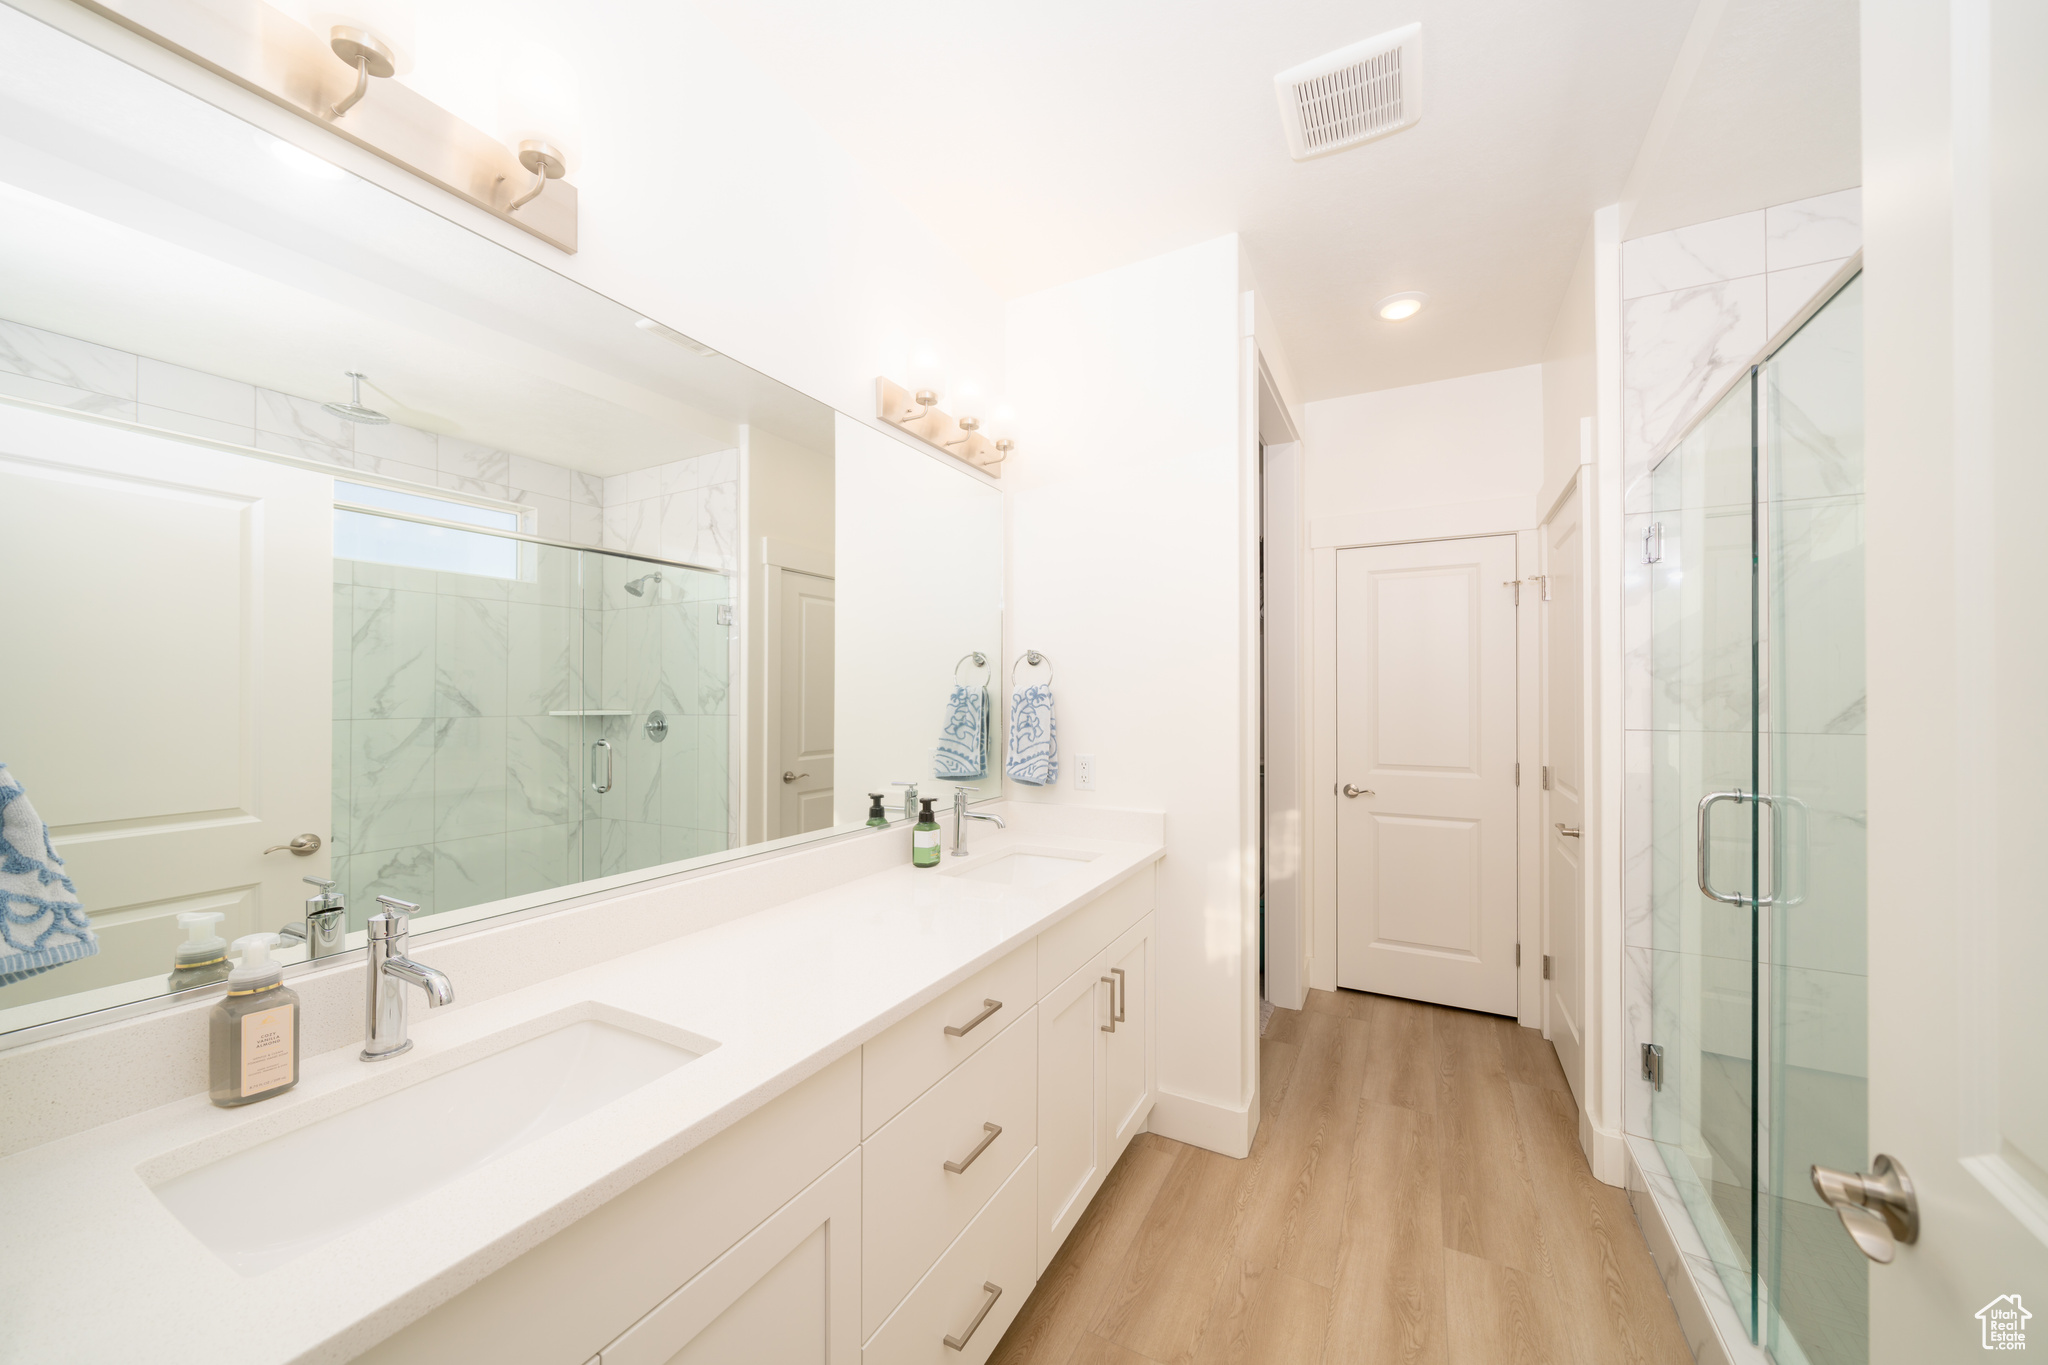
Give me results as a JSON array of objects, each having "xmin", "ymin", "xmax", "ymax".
[{"xmin": 0, "ymin": 7, "xmax": 1005, "ymax": 1040}]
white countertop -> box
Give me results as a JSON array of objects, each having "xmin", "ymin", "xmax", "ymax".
[{"xmin": 0, "ymin": 826, "xmax": 1163, "ymax": 1365}]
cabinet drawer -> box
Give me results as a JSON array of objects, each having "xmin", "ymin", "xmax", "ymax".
[
  {"xmin": 863, "ymin": 942, "xmax": 1034, "ymax": 1138},
  {"xmin": 1036, "ymin": 866, "xmax": 1152, "ymax": 999},
  {"xmin": 863, "ymin": 1006, "xmax": 1036, "ymax": 1336},
  {"xmin": 864, "ymin": 1149, "xmax": 1037, "ymax": 1365}
]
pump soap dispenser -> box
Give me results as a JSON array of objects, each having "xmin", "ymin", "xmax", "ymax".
[
  {"xmin": 168, "ymin": 911, "xmax": 231, "ymax": 991},
  {"xmin": 866, "ymin": 793, "xmax": 889, "ymax": 828},
  {"xmin": 209, "ymin": 933, "xmax": 301, "ymax": 1107}
]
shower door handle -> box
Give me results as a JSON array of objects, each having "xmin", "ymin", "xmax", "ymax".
[
  {"xmin": 1812, "ymin": 1155, "xmax": 1918, "ymax": 1263},
  {"xmin": 1696, "ymin": 790, "xmax": 1774, "ymax": 906},
  {"xmin": 590, "ymin": 739, "xmax": 613, "ymax": 794}
]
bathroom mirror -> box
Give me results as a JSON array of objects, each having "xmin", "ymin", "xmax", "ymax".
[{"xmin": 0, "ymin": 9, "xmax": 1005, "ymax": 1041}]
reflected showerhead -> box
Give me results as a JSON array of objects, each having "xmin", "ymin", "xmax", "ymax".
[
  {"xmin": 322, "ymin": 371, "xmax": 390, "ymax": 425},
  {"xmin": 624, "ymin": 572, "xmax": 663, "ymax": 597}
]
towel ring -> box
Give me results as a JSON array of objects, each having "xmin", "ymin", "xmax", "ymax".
[
  {"xmin": 1011, "ymin": 650, "xmax": 1054, "ymax": 687},
  {"xmin": 954, "ymin": 651, "xmax": 990, "ymax": 685}
]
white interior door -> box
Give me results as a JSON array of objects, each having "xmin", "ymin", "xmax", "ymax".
[
  {"xmin": 1540, "ymin": 486, "xmax": 1587, "ymax": 1101},
  {"xmin": 1335, "ymin": 535, "xmax": 1518, "ymax": 1014},
  {"xmin": 0, "ymin": 402, "xmax": 331, "ymax": 1003},
  {"xmin": 774, "ymin": 570, "xmax": 835, "ymax": 836}
]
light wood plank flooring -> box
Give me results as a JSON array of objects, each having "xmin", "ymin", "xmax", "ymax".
[{"xmin": 988, "ymin": 989, "xmax": 1693, "ymax": 1365}]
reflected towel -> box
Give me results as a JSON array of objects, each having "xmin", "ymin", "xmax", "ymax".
[
  {"xmin": 1006, "ymin": 684, "xmax": 1059, "ymax": 786},
  {"xmin": 0, "ymin": 764, "xmax": 96, "ymax": 987},
  {"xmin": 935, "ymin": 684, "xmax": 988, "ymax": 780}
]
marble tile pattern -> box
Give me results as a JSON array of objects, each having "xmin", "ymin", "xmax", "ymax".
[
  {"xmin": 1621, "ymin": 190, "xmax": 1862, "ymax": 514},
  {"xmin": 600, "ymin": 449, "xmax": 740, "ymax": 572}
]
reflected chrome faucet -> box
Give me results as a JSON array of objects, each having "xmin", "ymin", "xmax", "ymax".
[
  {"xmin": 279, "ymin": 876, "xmax": 348, "ymax": 960},
  {"xmin": 951, "ymin": 786, "xmax": 1006, "ymax": 856},
  {"xmin": 361, "ymin": 896, "xmax": 454, "ymax": 1061}
]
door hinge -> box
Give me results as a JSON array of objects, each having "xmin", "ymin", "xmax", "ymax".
[
  {"xmin": 1541, "ymin": 765, "xmax": 1552, "ymax": 790},
  {"xmin": 1642, "ymin": 1042, "xmax": 1665, "ymax": 1090},
  {"xmin": 1503, "ymin": 578, "xmax": 1521, "ymax": 606},
  {"xmin": 1542, "ymin": 954, "xmax": 1553, "ymax": 981},
  {"xmin": 1515, "ymin": 762, "xmax": 1520, "ymax": 787},
  {"xmin": 1515, "ymin": 943, "xmax": 1521, "ymax": 967}
]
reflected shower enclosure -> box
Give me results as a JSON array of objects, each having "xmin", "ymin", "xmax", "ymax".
[{"xmin": 333, "ymin": 503, "xmax": 736, "ymax": 927}]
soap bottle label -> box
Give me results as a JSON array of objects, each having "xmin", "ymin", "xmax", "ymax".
[
  {"xmin": 241, "ymin": 1002, "xmax": 296, "ymax": 1097},
  {"xmin": 913, "ymin": 827, "xmax": 940, "ymax": 867}
]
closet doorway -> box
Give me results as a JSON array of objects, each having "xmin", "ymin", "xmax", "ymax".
[{"xmin": 1334, "ymin": 534, "xmax": 1519, "ymax": 1014}]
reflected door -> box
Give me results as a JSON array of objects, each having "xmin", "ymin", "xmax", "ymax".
[
  {"xmin": 1335, "ymin": 535, "xmax": 1519, "ymax": 1014},
  {"xmin": 774, "ymin": 571, "xmax": 834, "ymax": 836},
  {"xmin": 0, "ymin": 403, "xmax": 332, "ymax": 1003}
]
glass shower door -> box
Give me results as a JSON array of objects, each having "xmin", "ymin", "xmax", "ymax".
[{"xmin": 1648, "ymin": 369, "xmax": 1763, "ymax": 1336}]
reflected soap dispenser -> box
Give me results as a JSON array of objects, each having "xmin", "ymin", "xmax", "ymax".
[
  {"xmin": 866, "ymin": 793, "xmax": 889, "ymax": 828},
  {"xmin": 209, "ymin": 933, "xmax": 300, "ymax": 1107},
  {"xmin": 168, "ymin": 911, "xmax": 231, "ymax": 991},
  {"xmin": 912, "ymin": 797, "xmax": 941, "ymax": 868}
]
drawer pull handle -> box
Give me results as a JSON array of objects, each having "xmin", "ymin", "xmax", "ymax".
[
  {"xmin": 1100, "ymin": 976, "xmax": 1116, "ymax": 1032},
  {"xmin": 1111, "ymin": 967, "xmax": 1127, "ymax": 1022},
  {"xmin": 944, "ymin": 1122, "xmax": 1003, "ymax": 1174},
  {"xmin": 944, "ymin": 998, "xmax": 1003, "ymax": 1037},
  {"xmin": 943, "ymin": 1281, "xmax": 1003, "ymax": 1350}
]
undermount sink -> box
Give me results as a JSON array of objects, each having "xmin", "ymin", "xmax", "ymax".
[
  {"xmin": 149, "ymin": 1014, "xmax": 711, "ymax": 1276},
  {"xmin": 947, "ymin": 847, "xmax": 1099, "ymax": 888}
]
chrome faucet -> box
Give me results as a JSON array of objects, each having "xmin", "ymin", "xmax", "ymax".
[
  {"xmin": 280, "ymin": 876, "xmax": 348, "ymax": 960},
  {"xmin": 361, "ymin": 896, "xmax": 454, "ymax": 1061},
  {"xmin": 892, "ymin": 780, "xmax": 920, "ymax": 823},
  {"xmin": 950, "ymin": 785, "xmax": 1006, "ymax": 856}
]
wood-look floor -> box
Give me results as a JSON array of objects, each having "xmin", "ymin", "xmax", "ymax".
[{"xmin": 987, "ymin": 989, "xmax": 1693, "ymax": 1365}]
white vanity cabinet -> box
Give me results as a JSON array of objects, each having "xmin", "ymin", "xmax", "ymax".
[{"xmin": 358, "ymin": 863, "xmax": 1157, "ymax": 1365}]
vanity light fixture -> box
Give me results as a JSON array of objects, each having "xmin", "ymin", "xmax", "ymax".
[
  {"xmin": 327, "ymin": 26, "xmax": 395, "ymax": 119},
  {"xmin": 1377, "ymin": 291, "xmax": 1427, "ymax": 321},
  {"xmin": 507, "ymin": 140, "xmax": 568, "ymax": 212},
  {"xmin": 875, "ymin": 372, "xmax": 1007, "ymax": 478}
]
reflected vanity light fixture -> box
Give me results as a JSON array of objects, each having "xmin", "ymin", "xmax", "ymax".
[
  {"xmin": 327, "ymin": 27, "xmax": 395, "ymax": 119},
  {"xmin": 875, "ymin": 374, "xmax": 1008, "ymax": 478}
]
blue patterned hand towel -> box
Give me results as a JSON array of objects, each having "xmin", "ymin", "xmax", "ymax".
[
  {"xmin": 0, "ymin": 764, "xmax": 97, "ymax": 987},
  {"xmin": 935, "ymin": 684, "xmax": 988, "ymax": 779},
  {"xmin": 1006, "ymin": 684, "xmax": 1059, "ymax": 786}
]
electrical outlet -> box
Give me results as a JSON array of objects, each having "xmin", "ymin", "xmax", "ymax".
[{"xmin": 1075, "ymin": 754, "xmax": 1096, "ymax": 790}]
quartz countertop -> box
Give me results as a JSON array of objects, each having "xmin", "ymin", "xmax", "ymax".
[{"xmin": 0, "ymin": 824, "xmax": 1163, "ymax": 1365}]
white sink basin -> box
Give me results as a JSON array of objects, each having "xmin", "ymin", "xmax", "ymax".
[
  {"xmin": 150, "ymin": 1015, "xmax": 710, "ymax": 1275},
  {"xmin": 948, "ymin": 848, "xmax": 1099, "ymax": 888}
]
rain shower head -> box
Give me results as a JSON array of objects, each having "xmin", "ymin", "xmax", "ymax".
[
  {"xmin": 322, "ymin": 371, "xmax": 390, "ymax": 425},
  {"xmin": 624, "ymin": 572, "xmax": 663, "ymax": 597}
]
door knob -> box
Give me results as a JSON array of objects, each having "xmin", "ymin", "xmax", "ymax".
[
  {"xmin": 262, "ymin": 833, "xmax": 322, "ymax": 856},
  {"xmin": 782, "ymin": 770, "xmax": 809, "ymax": 783},
  {"xmin": 1341, "ymin": 784, "xmax": 1374, "ymax": 798},
  {"xmin": 1812, "ymin": 1154, "xmax": 1918, "ymax": 1263},
  {"xmin": 1555, "ymin": 823, "xmax": 1582, "ymax": 838}
]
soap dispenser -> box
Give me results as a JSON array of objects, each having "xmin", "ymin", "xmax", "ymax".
[
  {"xmin": 866, "ymin": 793, "xmax": 889, "ymax": 828},
  {"xmin": 168, "ymin": 911, "xmax": 231, "ymax": 991},
  {"xmin": 912, "ymin": 797, "xmax": 941, "ymax": 868},
  {"xmin": 209, "ymin": 933, "xmax": 301, "ymax": 1107}
]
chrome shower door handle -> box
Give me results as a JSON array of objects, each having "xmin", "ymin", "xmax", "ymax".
[
  {"xmin": 1696, "ymin": 790, "xmax": 1775, "ymax": 906},
  {"xmin": 1812, "ymin": 1155, "xmax": 1919, "ymax": 1263},
  {"xmin": 590, "ymin": 739, "xmax": 613, "ymax": 794}
]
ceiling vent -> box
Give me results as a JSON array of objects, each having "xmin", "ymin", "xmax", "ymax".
[{"xmin": 1274, "ymin": 23, "xmax": 1422, "ymax": 161}]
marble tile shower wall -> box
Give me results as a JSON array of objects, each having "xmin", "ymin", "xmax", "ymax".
[
  {"xmin": 1619, "ymin": 189, "xmax": 1862, "ymax": 1140},
  {"xmin": 0, "ymin": 317, "xmax": 607, "ymax": 544}
]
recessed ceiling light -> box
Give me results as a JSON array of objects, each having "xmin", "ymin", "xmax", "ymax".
[{"xmin": 1377, "ymin": 292, "xmax": 1427, "ymax": 322}]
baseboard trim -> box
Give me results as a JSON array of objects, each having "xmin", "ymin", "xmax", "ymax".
[
  {"xmin": 1150, "ymin": 1084, "xmax": 1259, "ymax": 1159},
  {"xmin": 1580, "ymin": 1111, "xmax": 1630, "ymax": 1187},
  {"xmin": 1624, "ymin": 1136, "xmax": 1767, "ymax": 1365}
]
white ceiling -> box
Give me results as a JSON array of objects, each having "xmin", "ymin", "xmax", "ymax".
[{"xmin": 700, "ymin": 0, "xmax": 1703, "ymax": 400}]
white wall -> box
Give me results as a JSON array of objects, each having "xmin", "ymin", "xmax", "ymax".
[
  {"xmin": 1301, "ymin": 365, "xmax": 1546, "ymax": 546},
  {"xmin": 1004, "ymin": 235, "xmax": 1259, "ymax": 1155},
  {"xmin": 1542, "ymin": 233, "xmax": 1598, "ymax": 507}
]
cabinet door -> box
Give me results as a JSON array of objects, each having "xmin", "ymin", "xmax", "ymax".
[
  {"xmin": 602, "ymin": 1151, "xmax": 861, "ymax": 1365},
  {"xmin": 1103, "ymin": 914, "xmax": 1154, "ymax": 1163},
  {"xmin": 1036, "ymin": 954, "xmax": 1109, "ymax": 1274}
]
